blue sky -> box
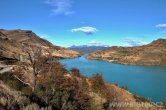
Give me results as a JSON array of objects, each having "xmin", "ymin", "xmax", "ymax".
[{"xmin": 0, "ymin": 0, "xmax": 166, "ymax": 47}]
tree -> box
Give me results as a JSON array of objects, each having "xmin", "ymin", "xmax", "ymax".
[{"xmin": 23, "ymin": 45, "xmax": 50, "ymax": 91}]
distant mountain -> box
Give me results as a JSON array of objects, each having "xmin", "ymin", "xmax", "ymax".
[
  {"xmin": 68, "ymin": 45, "xmax": 109, "ymax": 54},
  {"xmin": 87, "ymin": 39, "xmax": 166, "ymax": 66},
  {"xmin": 0, "ymin": 29, "xmax": 80, "ymax": 62}
]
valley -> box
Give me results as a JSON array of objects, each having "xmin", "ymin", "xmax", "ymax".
[{"xmin": 0, "ymin": 29, "xmax": 165, "ymax": 110}]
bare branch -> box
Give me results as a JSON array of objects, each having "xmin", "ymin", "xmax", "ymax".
[{"xmin": 13, "ymin": 75, "xmax": 31, "ymax": 87}]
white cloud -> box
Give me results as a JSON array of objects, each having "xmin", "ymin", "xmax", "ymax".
[
  {"xmin": 71, "ymin": 26, "xmax": 98, "ymax": 35},
  {"xmin": 44, "ymin": 0, "xmax": 74, "ymax": 15},
  {"xmin": 156, "ymin": 24, "xmax": 166, "ymax": 28},
  {"xmin": 39, "ymin": 34, "xmax": 50, "ymax": 38},
  {"xmin": 88, "ymin": 40, "xmax": 110, "ymax": 46},
  {"xmin": 88, "ymin": 40, "xmax": 102, "ymax": 45},
  {"xmin": 37, "ymin": 34, "xmax": 51, "ymax": 39},
  {"xmin": 123, "ymin": 38, "xmax": 147, "ymax": 47}
]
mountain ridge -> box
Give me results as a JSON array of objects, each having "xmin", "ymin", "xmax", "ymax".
[
  {"xmin": 68, "ymin": 45, "xmax": 109, "ymax": 54},
  {"xmin": 87, "ymin": 39, "xmax": 166, "ymax": 66},
  {"xmin": 0, "ymin": 29, "xmax": 80, "ymax": 63}
]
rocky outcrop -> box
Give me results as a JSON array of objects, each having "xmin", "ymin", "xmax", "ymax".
[
  {"xmin": 87, "ymin": 39, "xmax": 166, "ymax": 66},
  {"xmin": 0, "ymin": 29, "xmax": 80, "ymax": 63}
]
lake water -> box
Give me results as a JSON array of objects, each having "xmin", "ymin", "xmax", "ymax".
[{"xmin": 59, "ymin": 55, "xmax": 166, "ymax": 102}]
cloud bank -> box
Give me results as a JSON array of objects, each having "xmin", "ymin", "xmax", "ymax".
[
  {"xmin": 123, "ymin": 38, "xmax": 147, "ymax": 47},
  {"xmin": 45, "ymin": 0, "xmax": 74, "ymax": 15},
  {"xmin": 71, "ymin": 26, "xmax": 98, "ymax": 35},
  {"xmin": 156, "ymin": 24, "xmax": 166, "ymax": 28}
]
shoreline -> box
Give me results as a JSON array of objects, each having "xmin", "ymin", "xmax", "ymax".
[{"xmin": 86, "ymin": 56, "xmax": 166, "ymax": 67}]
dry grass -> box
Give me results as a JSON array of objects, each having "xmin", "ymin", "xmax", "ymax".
[
  {"xmin": 0, "ymin": 81, "xmax": 29, "ymax": 107},
  {"xmin": 105, "ymin": 84, "xmax": 159, "ymax": 110}
]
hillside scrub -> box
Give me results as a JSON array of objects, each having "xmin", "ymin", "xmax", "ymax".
[
  {"xmin": 0, "ymin": 55, "xmax": 160, "ymax": 110},
  {"xmin": 0, "ymin": 56, "xmax": 112, "ymax": 110}
]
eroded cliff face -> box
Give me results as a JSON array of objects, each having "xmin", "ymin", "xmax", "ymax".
[
  {"xmin": 87, "ymin": 39, "xmax": 166, "ymax": 66},
  {"xmin": 0, "ymin": 29, "xmax": 80, "ymax": 63}
]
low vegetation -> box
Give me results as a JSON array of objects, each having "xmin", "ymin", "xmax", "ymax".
[
  {"xmin": 0, "ymin": 46, "xmax": 161, "ymax": 110},
  {"xmin": 161, "ymin": 101, "xmax": 166, "ymax": 109},
  {"xmin": 0, "ymin": 49, "xmax": 112, "ymax": 110},
  {"xmin": 133, "ymin": 94, "xmax": 151, "ymax": 103}
]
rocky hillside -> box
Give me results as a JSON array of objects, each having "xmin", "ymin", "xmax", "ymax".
[
  {"xmin": 87, "ymin": 39, "xmax": 166, "ymax": 66},
  {"xmin": 0, "ymin": 29, "xmax": 80, "ymax": 63}
]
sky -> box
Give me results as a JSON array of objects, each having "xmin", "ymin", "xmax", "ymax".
[{"xmin": 0, "ymin": 0, "xmax": 166, "ymax": 47}]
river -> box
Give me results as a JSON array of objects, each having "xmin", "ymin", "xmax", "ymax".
[{"xmin": 59, "ymin": 55, "xmax": 166, "ymax": 102}]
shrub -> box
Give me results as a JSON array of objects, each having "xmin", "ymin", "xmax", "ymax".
[
  {"xmin": 0, "ymin": 72, "xmax": 27, "ymax": 91},
  {"xmin": 28, "ymin": 93, "xmax": 46, "ymax": 107},
  {"xmin": 121, "ymin": 85, "xmax": 128, "ymax": 90},
  {"xmin": 81, "ymin": 77, "xmax": 89, "ymax": 91},
  {"xmin": 90, "ymin": 73, "xmax": 112, "ymax": 110},
  {"xmin": 23, "ymin": 103, "xmax": 52, "ymax": 110},
  {"xmin": 0, "ymin": 103, "xmax": 5, "ymax": 110},
  {"xmin": 41, "ymin": 106, "xmax": 52, "ymax": 110},
  {"xmin": 23, "ymin": 103, "xmax": 40, "ymax": 110},
  {"xmin": 35, "ymin": 74, "xmax": 91, "ymax": 110},
  {"xmin": 133, "ymin": 94, "xmax": 151, "ymax": 102},
  {"xmin": 70, "ymin": 68, "xmax": 81, "ymax": 77},
  {"xmin": 90, "ymin": 73, "xmax": 105, "ymax": 93},
  {"xmin": 161, "ymin": 101, "xmax": 166, "ymax": 109},
  {"xmin": 18, "ymin": 97, "xmax": 30, "ymax": 108}
]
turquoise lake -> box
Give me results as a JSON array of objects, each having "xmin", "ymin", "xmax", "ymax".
[{"xmin": 59, "ymin": 56, "xmax": 166, "ymax": 102}]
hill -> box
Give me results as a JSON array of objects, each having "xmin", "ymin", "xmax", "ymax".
[
  {"xmin": 87, "ymin": 39, "xmax": 166, "ymax": 66},
  {"xmin": 0, "ymin": 29, "xmax": 80, "ymax": 63}
]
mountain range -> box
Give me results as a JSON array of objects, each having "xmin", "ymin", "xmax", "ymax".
[{"xmin": 68, "ymin": 45, "xmax": 109, "ymax": 54}]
